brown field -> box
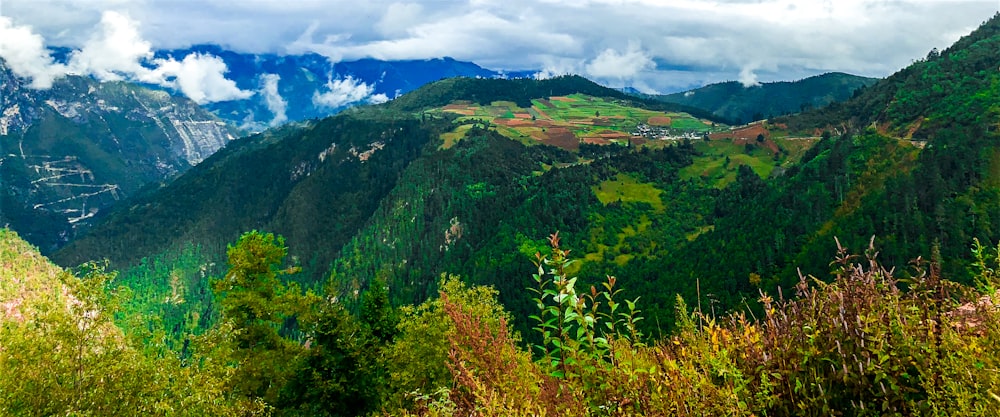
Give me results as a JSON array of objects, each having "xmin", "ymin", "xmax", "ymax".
[
  {"xmin": 540, "ymin": 127, "xmax": 579, "ymax": 150},
  {"xmin": 583, "ymin": 137, "xmax": 612, "ymax": 145},
  {"xmin": 647, "ymin": 116, "xmax": 672, "ymax": 126},
  {"xmin": 514, "ymin": 113, "xmax": 532, "ymax": 119},
  {"xmin": 532, "ymin": 107, "xmax": 552, "ymax": 120},
  {"xmin": 495, "ymin": 118, "xmax": 534, "ymax": 127},
  {"xmin": 598, "ymin": 131, "xmax": 630, "ymax": 140},
  {"xmin": 549, "ymin": 96, "xmax": 574, "ymax": 102},
  {"xmin": 710, "ymin": 123, "xmax": 779, "ymax": 154},
  {"xmin": 710, "ymin": 123, "xmax": 768, "ymax": 141}
]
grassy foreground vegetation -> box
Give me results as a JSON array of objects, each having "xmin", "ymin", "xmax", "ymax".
[{"xmin": 5, "ymin": 227, "xmax": 1000, "ymax": 416}]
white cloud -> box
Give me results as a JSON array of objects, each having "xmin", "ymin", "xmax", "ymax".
[
  {"xmin": 368, "ymin": 93, "xmax": 390, "ymax": 104},
  {"xmin": 0, "ymin": 16, "xmax": 67, "ymax": 88},
  {"xmin": 141, "ymin": 53, "xmax": 253, "ymax": 104},
  {"xmin": 67, "ymin": 11, "xmax": 154, "ymax": 81},
  {"xmin": 0, "ymin": 10, "xmax": 250, "ymax": 103},
  {"xmin": 534, "ymin": 57, "xmax": 584, "ymax": 80},
  {"xmin": 738, "ymin": 65, "xmax": 760, "ymax": 87},
  {"xmin": 260, "ymin": 74, "xmax": 288, "ymax": 126},
  {"xmin": 312, "ymin": 75, "xmax": 377, "ymax": 109},
  {"xmin": 585, "ymin": 42, "xmax": 654, "ymax": 80}
]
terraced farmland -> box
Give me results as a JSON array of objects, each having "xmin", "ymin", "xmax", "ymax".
[{"xmin": 434, "ymin": 93, "xmax": 724, "ymax": 150}]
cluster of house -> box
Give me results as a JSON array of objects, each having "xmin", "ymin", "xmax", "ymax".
[{"xmin": 630, "ymin": 123, "xmax": 705, "ymax": 141}]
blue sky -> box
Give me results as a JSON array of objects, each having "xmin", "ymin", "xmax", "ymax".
[{"xmin": 1, "ymin": 0, "xmax": 997, "ymax": 97}]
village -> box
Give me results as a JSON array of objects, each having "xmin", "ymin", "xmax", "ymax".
[{"xmin": 630, "ymin": 122, "xmax": 708, "ymax": 141}]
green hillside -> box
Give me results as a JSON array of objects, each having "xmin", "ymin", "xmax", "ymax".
[
  {"xmin": 657, "ymin": 72, "xmax": 879, "ymax": 124},
  {"xmin": 0, "ymin": 228, "xmax": 262, "ymax": 415}
]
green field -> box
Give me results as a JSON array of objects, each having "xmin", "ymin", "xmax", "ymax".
[
  {"xmin": 592, "ymin": 173, "xmax": 665, "ymax": 212},
  {"xmin": 680, "ymin": 139, "xmax": 784, "ymax": 189}
]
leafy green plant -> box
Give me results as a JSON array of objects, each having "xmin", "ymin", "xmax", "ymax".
[{"xmin": 971, "ymin": 237, "xmax": 1000, "ymax": 293}]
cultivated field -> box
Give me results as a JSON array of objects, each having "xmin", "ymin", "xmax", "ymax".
[{"xmin": 433, "ymin": 94, "xmax": 722, "ymax": 150}]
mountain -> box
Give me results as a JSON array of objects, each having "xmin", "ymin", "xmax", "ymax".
[
  {"xmin": 155, "ymin": 46, "xmax": 535, "ymax": 130},
  {"xmin": 0, "ymin": 59, "xmax": 241, "ymax": 252},
  {"xmin": 656, "ymin": 72, "xmax": 879, "ymax": 124}
]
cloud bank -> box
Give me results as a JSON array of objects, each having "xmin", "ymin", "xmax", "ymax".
[
  {"xmin": 2, "ymin": 1, "xmax": 997, "ymax": 93},
  {"xmin": 0, "ymin": 11, "xmax": 250, "ymax": 103}
]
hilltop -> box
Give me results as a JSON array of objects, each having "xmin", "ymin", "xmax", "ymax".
[{"xmin": 656, "ymin": 72, "xmax": 878, "ymax": 124}]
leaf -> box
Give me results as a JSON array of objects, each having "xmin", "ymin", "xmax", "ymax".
[{"xmin": 564, "ymin": 312, "xmax": 580, "ymax": 323}]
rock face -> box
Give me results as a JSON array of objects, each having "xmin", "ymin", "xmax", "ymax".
[
  {"xmin": 0, "ymin": 62, "xmax": 39, "ymax": 136},
  {"xmin": 0, "ymin": 59, "xmax": 241, "ymax": 252}
]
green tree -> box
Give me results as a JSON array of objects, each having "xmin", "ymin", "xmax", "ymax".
[
  {"xmin": 211, "ymin": 230, "xmax": 315, "ymax": 403},
  {"xmin": 277, "ymin": 301, "xmax": 379, "ymax": 417}
]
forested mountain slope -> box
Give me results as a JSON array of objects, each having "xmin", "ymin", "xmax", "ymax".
[
  {"xmin": 656, "ymin": 11, "xmax": 1000, "ymax": 313},
  {"xmin": 656, "ymin": 72, "xmax": 878, "ymax": 124}
]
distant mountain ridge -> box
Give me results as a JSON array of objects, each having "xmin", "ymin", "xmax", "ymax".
[
  {"xmin": 656, "ymin": 72, "xmax": 879, "ymax": 124},
  {"xmin": 154, "ymin": 46, "xmax": 536, "ymax": 129},
  {"xmin": 0, "ymin": 58, "xmax": 240, "ymax": 252}
]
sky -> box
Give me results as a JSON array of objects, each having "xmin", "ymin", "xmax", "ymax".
[{"xmin": 1, "ymin": 0, "xmax": 998, "ymax": 102}]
